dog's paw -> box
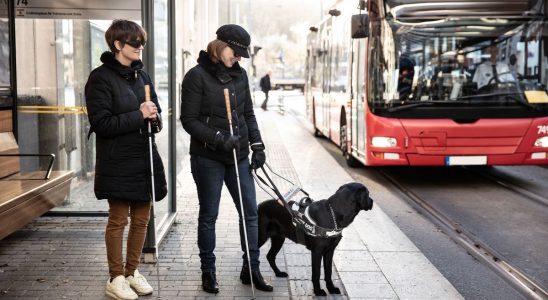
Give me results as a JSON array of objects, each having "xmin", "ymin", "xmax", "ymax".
[
  {"xmin": 275, "ymin": 271, "xmax": 288, "ymax": 277},
  {"xmin": 314, "ymin": 289, "xmax": 327, "ymax": 296},
  {"xmin": 327, "ymin": 286, "xmax": 341, "ymax": 294}
]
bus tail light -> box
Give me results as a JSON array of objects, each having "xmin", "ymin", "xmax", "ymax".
[
  {"xmin": 371, "ymin": 137, "xmax": 397, "ymax": 147},
  {"xmin": 534, "ymin": 136, "xmax": 548, "ymax": 147}
]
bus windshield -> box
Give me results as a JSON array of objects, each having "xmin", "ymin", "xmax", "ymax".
[{"xmin": 368, "ymin": 16, "xmax": 548, "ymax": 113}]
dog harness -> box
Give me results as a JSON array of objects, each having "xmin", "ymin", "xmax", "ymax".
[
  {"xmin": 252, "ymin": 165, "xmax": 343, "ymax": 243},
  {"xmin": 290, "ymin": 197, "xmax": 343, "ymax": 241}
]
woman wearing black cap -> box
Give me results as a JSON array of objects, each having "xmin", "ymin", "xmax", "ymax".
[{"xmin": 180, "ymin": 24, "xmax": 272, "ymax": 294}]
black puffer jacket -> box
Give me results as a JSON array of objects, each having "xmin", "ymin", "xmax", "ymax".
[
  {"xmin": 180, "ymin": 50, "xmax": 263, "ymax": 164},
  {"xmin": 85, "ymin": 51, "xmax": 167, "ymax": 202}
]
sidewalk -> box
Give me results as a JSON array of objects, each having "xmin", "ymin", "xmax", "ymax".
[{"xmin": 0, "ymin": 107, "xmax": 462, "ymax": 299}]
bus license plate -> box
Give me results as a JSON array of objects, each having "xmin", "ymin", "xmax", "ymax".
[{"xmin": 445, "ymin": 156, "xmax": 487, "ymax": 166}]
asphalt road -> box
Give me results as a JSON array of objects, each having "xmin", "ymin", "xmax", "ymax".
[{"xmin": 379, "ymin": 166, "xmax": 548, "ymax": 292}]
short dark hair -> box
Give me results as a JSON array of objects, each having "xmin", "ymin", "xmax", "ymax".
[
  {"xmin": 105, "ymin": 19, "xmax": 147, "ymax": 53},
  {"xmin": 206, "ymin": 39, "xmax": 229, "ymax": 64}
]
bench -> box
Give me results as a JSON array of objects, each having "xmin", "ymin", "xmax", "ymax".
[{"xmin": 0, "ymin": 110, "xmax": 73, "ymax": 240}]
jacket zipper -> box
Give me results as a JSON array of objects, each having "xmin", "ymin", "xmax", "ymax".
[{"xmin": 204, "ymin": 116, "xmax": 210, "ymax": 148}]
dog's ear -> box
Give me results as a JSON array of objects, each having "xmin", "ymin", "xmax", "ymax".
[{"xmin": 358, "ymin": 187, "xmax": 374, "ymax": 211}]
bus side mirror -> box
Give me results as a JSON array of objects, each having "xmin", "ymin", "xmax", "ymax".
[{"xmin": 351, "ymin": 14, "xmax": 368, "ymax": 39}]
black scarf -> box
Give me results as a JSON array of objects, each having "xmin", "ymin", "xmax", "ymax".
[
  {"xmin": 100, "ymin": 51, "xmax": 144, "ymax": 82},
  {"xmin": 197, "ymin": 50, "xmax": 243, "ymax": 84}
]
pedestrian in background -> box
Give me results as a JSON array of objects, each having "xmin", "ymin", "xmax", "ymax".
[
  {"xmin": 180, "ymin": 24, "xmax": 272, "ymax": 294},
  {"xmin": 85, "ymin": 19, "xmax": 167, "ymax": 300},
  {"xmin": 259, "ymin": 70, "xmax": 272, "ymax": 110}
]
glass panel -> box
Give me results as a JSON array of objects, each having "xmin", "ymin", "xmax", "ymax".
[
  {"xmin": 15, "ymin": 18, "xmax": 109, "ymax": 211},
  {"xmin": 0, "ymin": 0, "xmax": 10, "ymax": 98},
  {"xmin": 153, "ymin": 0, "xmax": 171, "ymax": 226},
  {"xmin": 15, "ymin": 17, "xmax": 165, "ymax": 212}
]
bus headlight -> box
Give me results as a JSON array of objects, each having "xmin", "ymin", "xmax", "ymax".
[
  {"xmin": 371, "ymin": 137, "xmax": 397, "ymax": 147},
  {"xmin": 534, "ymin": 136, "xmax": 548, "ymax": 147}
]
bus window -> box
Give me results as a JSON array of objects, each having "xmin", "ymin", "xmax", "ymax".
[
  {"xmin": 329, "ymin": 15, "xmax": 350, "ymax": 93},
  {"xmin": 367, "ymin": 11, "xmax": 548, "ymax": 116}
]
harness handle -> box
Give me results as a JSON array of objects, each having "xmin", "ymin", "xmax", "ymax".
[
  {"xmin": 255, "ymin": 166, "xmax": 285, "ymax": 200},
  {"xmin": 254, "ymin": 164, "xmax": 308, "ymax": 195}
]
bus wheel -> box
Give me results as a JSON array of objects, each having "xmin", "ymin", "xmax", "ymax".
[
  {"xmin": 313, "ymin": 128, "xmax": 322, "ymax": 137},
  {"xmin": 345, "ymin": 152, "xmax": 361, "ymax": 168},
  {"xmin": 340, "ymin": 124, "xmax": 348, "ymax": 153},
  {"xmin": 312, "ymin": 99, "xmax": 321, "ymax": 137}
]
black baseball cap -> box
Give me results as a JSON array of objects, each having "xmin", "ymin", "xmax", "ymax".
[{"xmin": 216, "ymin": 24, "xmax": 251, "ymax": 58}]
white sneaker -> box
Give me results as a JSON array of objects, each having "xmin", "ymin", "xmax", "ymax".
[
  {"xmin": 127, "ymin": 269, "xmax": 154, "ymax": 295},
  {"xmin": 106, "ymin": 275, "xmax": 138, "ymax": 300}
]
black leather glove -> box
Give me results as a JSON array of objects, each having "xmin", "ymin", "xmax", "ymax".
[
  {"xmin": 151, "ymin": 114, "xmax": 162, "ymax": 133},
  {"xmin": 250, "ymin": 143, "xmax": 266, "ymax": 170},
  {"xmin": 214, "ymin": 132, "xmax": 240, "ymax": 152}
]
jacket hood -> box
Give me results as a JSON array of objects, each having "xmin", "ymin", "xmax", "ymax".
[
  {"xmin": 197, "ymin": 50, "xmax": 243, "ymax": 84},
  {"xmin": 100, "ymin": 51, "xmax": 144, "ymax": 81}
]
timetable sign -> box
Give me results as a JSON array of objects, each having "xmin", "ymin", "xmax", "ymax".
[{"xmin": 15, "ymin": 0, "xmax": 140, "ymax": 20}]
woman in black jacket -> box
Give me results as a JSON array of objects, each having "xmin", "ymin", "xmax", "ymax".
[
  {"xmin": 180, "ymin": 24, "xmax": 271, "ymax": 294},
  {"xmin": 85, "ymin": 20, "xmax": 167, "ymax": 300}
]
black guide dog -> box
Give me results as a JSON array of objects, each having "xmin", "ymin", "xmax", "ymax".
[{"xmin": 257, "ymin": 182, "xmax": 374, "ymax": 296}]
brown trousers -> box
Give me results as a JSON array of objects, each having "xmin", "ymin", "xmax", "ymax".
[{"xmin": 105, "ymin": 199, "xmax": 151, "ymax": 278}]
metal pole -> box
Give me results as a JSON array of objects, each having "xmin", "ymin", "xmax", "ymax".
[
  {"xmin": 8, "ymin": 0, "xmax": 18, "ymax": 140},
  {"xmin": 223, "ymin": 88, "xmax": 256, "ymax": 299},
  {"xmin": 144, "ymin": 85, "xmax": 162, "ymax": 300}
]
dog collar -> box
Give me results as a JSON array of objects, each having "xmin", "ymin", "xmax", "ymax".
[{"xmin": 328, "ymin": 203, "xmax": 339, "ymax": 231}]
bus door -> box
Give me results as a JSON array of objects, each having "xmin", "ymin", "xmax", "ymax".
[
  {"xmin": 329, "ymin": 14, "xmax": 351, "ymax": 146},
  {"xmin": 321, "ymin": 18, "xmax": 332, "ymax": 136},
  {"xmin": 351, "ymin": 36, "xmax": 367, "ymax": 157}
]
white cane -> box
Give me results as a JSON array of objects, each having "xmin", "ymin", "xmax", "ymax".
[
  {"xmin": 144, "ymin": 85, "xmax": 162, "ymax": 300},
  {"xmin": 224, "ymin": 88, "xmax": 256, "ymax": 299}
]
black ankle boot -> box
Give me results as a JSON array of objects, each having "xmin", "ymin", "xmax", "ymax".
[
  {"xmin": 253, "ymin": 270, "xmax": 273, "ymax": 291},
  {"xmin": 240, "ymin": 268, "xmax": 273, "ymax": 292},
  {"xmin": 240, "ymin": 265, "xmax": 251, "ymax": 284},
  {"xmin": 201, "ymin": 272, "xmax": 219, "ymax": 294}
]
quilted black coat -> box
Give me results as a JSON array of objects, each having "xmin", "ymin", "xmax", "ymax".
[
  {"xmin": 85, "ymin": 51, "xmax": 167, "ymax": 202},
  {"xmin": 180, "ymin": 50, "xmax": 263, "ymax": 164}
]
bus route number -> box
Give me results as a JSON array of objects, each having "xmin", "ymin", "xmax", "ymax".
[
  {"xmin": 17, "ymin": 0, "xmax": 29, "ymax": 6},
  {"xmin": 538, "ymin": 125, "xmax": 548, "ymax": 134}
]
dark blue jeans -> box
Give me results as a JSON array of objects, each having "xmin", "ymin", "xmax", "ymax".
[{"xmin": 190, "ymin": 155, "xmax": 260, "ymax": 273}]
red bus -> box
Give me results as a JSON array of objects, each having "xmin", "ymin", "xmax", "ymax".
[{"xmin": 305, "ymin": 0, "xmax": 548, "ymax": 167}]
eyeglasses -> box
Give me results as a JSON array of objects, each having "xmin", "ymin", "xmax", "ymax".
[{"xmin": 125, "ymin": 40, "xmax": 146, "ymax": 48}]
